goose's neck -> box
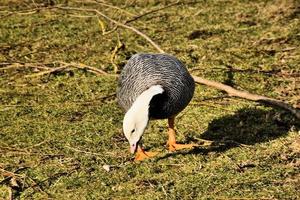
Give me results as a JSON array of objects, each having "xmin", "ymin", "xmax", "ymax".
[{"xmin": 126, "ymin": 85, "xmax": 164, "ymax": 118}]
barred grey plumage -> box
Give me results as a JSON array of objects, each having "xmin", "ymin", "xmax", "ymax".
[{"xmin": 117, "ymin": 53, "xmax": 195, "ymax": 119}]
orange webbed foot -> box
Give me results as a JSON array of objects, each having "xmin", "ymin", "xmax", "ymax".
[
  {"xmin": 134, "ymin": 147, "xmax": 158, "ymax": 161},
  {"xmin": 168, "ymin": 142, "xmax": 199, "ymax": 152}
]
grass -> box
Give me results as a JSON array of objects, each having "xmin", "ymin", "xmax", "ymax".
[{"xmin": 0, "ymin": 0, "xmax": 299, "ymax": 199}]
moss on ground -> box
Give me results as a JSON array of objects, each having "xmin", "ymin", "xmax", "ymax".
[{"xmin": 0, "ymin": 0, "xmax": 299, "ymax": 199}]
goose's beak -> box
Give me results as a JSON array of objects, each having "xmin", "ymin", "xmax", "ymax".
[{"xmin": 130, "ymin": 143, "xmax": 137, "ymax": 154}]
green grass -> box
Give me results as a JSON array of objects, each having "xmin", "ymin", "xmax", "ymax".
[{"xmin": 0, "ymin": 0, "xmax": 299, "ymax": 199}]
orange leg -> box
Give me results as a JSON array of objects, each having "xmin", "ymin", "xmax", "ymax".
[
  {"xmin": 167, "ymin": 117, "xmax": 199, "ymax": 152},
  {"xmin": 134, "ymin": 146, "xmax": 158, "ymax": 161}
]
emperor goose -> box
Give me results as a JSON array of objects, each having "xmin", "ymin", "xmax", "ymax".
[{"xmin": 117, "ymin": 53, "xmax": 198, "ymax": 160}]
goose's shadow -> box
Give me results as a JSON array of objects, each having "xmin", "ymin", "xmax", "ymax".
[{"xmin": 157, "ymin": 107, "xmax": 299, "ymax": 160}]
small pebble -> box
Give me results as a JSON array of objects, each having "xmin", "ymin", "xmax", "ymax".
[{"xmin": 103, "ymin": 164, "xmax": 110, "ymax": 172}]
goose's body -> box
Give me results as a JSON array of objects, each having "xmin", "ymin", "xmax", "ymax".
[
  {"xmin": 117, "ymin": 53, "xmax": 195, "ymax": 119},
  {"xmin": 117, "ymin": 53, "xmax": 197, "ymax": 160}
]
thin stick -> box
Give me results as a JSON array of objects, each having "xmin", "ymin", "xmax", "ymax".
[
  {"xmin": 0, "ymin": 8, "xmax": 40, "ymax": 18},
  {"xmin": 18, "ymin": 61, "xmax": 117, "ymax": 78},
  {"xmin": 110, "ymin": 34, "xmax": 124, "ymax": 73},
  {"xmin": 192, "ymin": 75, "xmax": 300, "ymax": 119},
  {"xmin": 125, "ymin": 0, "xmax": 180, "ymax": 23},
  {"xmin": 24, "ymin": 65, "xmax": 68, "ymax": 78},
  {"xmin": 67, "ymin": 62, "xmax": 106, "ymax": 74},
  {"xmin": 0, "ymin": 62, "xmax": 51, "ymax": 70},
  {"xmin": 94, "ymin": 0, "xmax": 136, "ymax": 16},
  {"xmin": 74, "ymin": 0, "xmax": 136, "ymax": 16},
  {"xmin": 53, "ymin": 6, "xmax": 165, "ymax": 53},
  {"xmin": 0, "ymin": 168, "xmax": 25, "ymax": 178},
  {"xmin": 67, "ymin": 62, "xmax": 118, "ymax": 77}
]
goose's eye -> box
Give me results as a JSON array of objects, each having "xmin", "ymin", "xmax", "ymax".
[{"xmin": 131, "ymin": 129, "xmax": 135, "ymax": 133}]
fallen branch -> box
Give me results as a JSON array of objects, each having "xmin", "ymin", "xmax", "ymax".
[
  {"xmin": 21, "ymin": 61, "xmax": 117, "ymax": 78},
  {"xmin": 0, "ymin": 168, "xmax": 25, "ymax": 179},
  {"xmin": 63, "ymin": 61, "xmax": 117, "ymax": 77},
  {"xmin": 73, "ymin": 0, "xmax": 136, "ymax": 16},
  {"xmin": 0, "ymin": 8, "xmax": 40, "ymax": 18},
  {"xmin": 24, "ymin": 65, "xmax": 68, "ymax": 78},
  {"xmin": 190, "ymin": 66, "xmax": 300, "ymax": 78},
  {"xmin": 0, "ymin": 62, "xmax": 51, "ymax": 71},
  {"xmin": 125, "ymin": 1, "xmax": 180, "ymax": 24},
  {"xmin": 192, "ymin": 76, "xmax": 300, "ymax": 119},
  {"xmin": 93, "ymin": 0, "xmax": 136, "ymax": 16},
  {"xmin": 53, "ymin": 6, "xmax": 165, "ymax": 53},
  {"xmin": 110, "ymin": 35, "xmax": 124, "ymax": 73}
]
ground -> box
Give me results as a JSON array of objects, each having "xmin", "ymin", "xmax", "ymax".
[{"xmin": 0, "ymin": 0, "xmax": 299, "ymax": 199}]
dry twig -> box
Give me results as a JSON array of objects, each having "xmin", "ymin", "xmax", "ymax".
[
  {"xmin": 64, "ymin": 61, "xmax": 117, "ymax": 77},
  {"xmin": 110, "ymin": 34, "xmax": 124, "ymax": 73},
  {"xmin": 192, "ymin": 76, "xmax": 300, "ymax": 119},
  {"xmin": 0, "ymin": 62, "xmax": 51, "ymax": 71},
  {"xmin": 125, "ymin": 0, "xmax": 180, "ymax": 24},
  {"xmin": 74, "ymin": 0, "xmax": 136, "ymax": 16},
  {"xmin": 24, "ymin": 65, "xmax": 68, "ymax": 78},
  {"xmin": 18, "ymin": 61, "xmax": 117, "ymax": 78},
  {"xmin": 0, "ymin": 168, "xmax": 25, "ymax": 179},
  {"xmin": 53, "ymin": 6, "xmax": 165, "ymax": 53},
  {"xmin": 93, "ymin": 0, "xmax": 136, "ymax": 16}
]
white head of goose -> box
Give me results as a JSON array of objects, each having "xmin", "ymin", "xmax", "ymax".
[{"xmin": 117, "ymin": 53, "xmax": 198, "ymax": 161}]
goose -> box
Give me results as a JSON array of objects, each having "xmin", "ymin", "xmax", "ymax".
[{"xmin": 117, "ymin": 53, "xmax": 198, "ymax": 160}]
